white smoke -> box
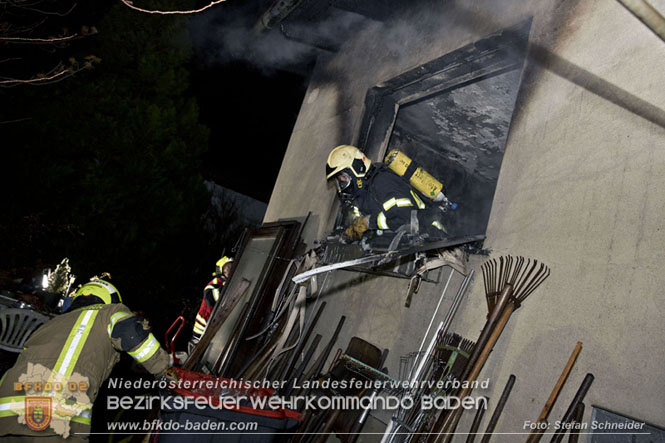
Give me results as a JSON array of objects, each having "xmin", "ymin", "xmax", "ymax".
[{"xmin": 189, "ymin": 2, "xmax": 369, "ymax": 73}]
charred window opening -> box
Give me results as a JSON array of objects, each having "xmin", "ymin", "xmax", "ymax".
[{"xmin": 357, "ymin": 20, "xmax": 531, "ymax": 238}]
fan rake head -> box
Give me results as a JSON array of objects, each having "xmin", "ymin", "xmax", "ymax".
[
  {"xmin": 435, "ymin": 333, "xmax": 476, "ymax": 388},
  {"xmin": 481, "ymin": 255, "xmax": 550, "ymax": 312}
]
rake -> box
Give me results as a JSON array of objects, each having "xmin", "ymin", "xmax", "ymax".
[
  {"xmin": 408, "ymin": 333, "xmax": 477, "ymax": 439},
  {"xmin": 429, "ymin": 255, "xmax": 550, "ymax": 443},
  {"xmin": 436, "ymin": 333, "xmax": 477, "ymax": 383}
]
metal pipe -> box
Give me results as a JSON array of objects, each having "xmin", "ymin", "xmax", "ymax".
[
  {"xmin": 617, "ymin": 0, "xmax": 665, "ymax": 43},
  {"xmin": 480, "ymin": 374, "xmax": 516, "ymax": 443},
  {"xmin": 284, "ymin": 334, "xmax": 323, "ymax": 397},
  {"xmin": 567, "ymin": 403, "xmax": 585, "ymax": 443},
  {"xmin": 465, "ymin": 398, "xmax": 488, "ymax": 443},
  {"xmin": 410, "ymin": 269, "xmax": 455, "ymax": 380},
  {"xmin": 382, "ymin": 321, "xmax": 445, "ymax": 443},
  {"xmin": 411, "ymin": 269, "xmax": 474, "ymax": 389},
  {"xmin": 298, "ymin": 316, "xmax": 346, "ymax": 400},
  {"xmin": 411, "ymin": 321, "xmax": 445, "ymax": 387},
  {"xmin": 441, "ymin": 270, "xmax": 474, "ymax": 342},
  {"xmin": 549, "ymin": 374, "xmax": 594, "ymax": 443},
  {"xmin": 279, "ymin": 301, "xmax": 327, "ymax": 382}
]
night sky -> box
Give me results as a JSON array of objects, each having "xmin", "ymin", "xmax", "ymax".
[
  {"xmin": 188, "ymin": 0, "xmax": 311, "ymax": 203},
  {"xmin": 3, "ymin": 0, "xmax": 309, "ymax": 203},
  {"xmin": 192, "ymin": 60, "xmax": 307, "ymax": 203},
  {"xmin": 0, "ymin": 0, "xmax": 310, "ymax": 319}
]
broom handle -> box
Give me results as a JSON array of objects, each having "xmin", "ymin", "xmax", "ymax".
[
  {"xmin": 460, "ymin": 284, "xmax": 514, "ymax": 382},
  {"xmin": 436, "ymin": 304, "xmax": 515, "ymax": 443},
  {"xmin": 426, "ymin": 285, "xmax": 514, "ymax": 443},
  {"xmin": 526, "ymin": 342, "xmax": 583, "ymax": 443}
]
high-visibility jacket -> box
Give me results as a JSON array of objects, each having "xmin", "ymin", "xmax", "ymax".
[
  {"xmin": 0, "ymin": 302, "xmax": 168, "ymax": 440},
  {"xmin": 353, "ymin": 164, "xmax": 442, "ymax": 231},
  {"xmin": 191, "ymin": 277, "xmax": 224, "ymax": 339}
]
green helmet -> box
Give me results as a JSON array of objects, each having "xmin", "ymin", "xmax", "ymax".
[{"xmin": 74, "ymin": 280, "xmax": 122, "ymax": 305}]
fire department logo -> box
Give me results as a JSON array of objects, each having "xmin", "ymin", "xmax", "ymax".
[{"xmin": 25, "ymin": 397, "xmax": 52, "ymax": 431}]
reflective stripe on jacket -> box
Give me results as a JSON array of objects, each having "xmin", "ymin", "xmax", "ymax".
[
  {"xmin": 355, "ymin": 165, "xmax": 430, "ymax": 231},
  {"xmin": 192, "ymin": 277, "xmax": 224, "ymax": 338},
  {"xmin": 0, "ymin": 303, "xmax": 168, "ymax": 438}
]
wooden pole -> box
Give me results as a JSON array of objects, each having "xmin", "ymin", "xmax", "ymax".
[{"xmin": 526, "ymin": 342, "xmax": 583, "ymax": 443}]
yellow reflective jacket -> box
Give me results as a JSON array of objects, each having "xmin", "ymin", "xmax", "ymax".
[{"xmin": 0, "ymin": 303, "xmax": 168, "ymax": 439}]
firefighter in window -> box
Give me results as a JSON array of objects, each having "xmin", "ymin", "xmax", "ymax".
[
  {"xmin": 326, "ymin": 145, "xmax": 453, "ymax": 247},
  {"xmin": 190, "ymin": 256, "xmax": 234, "ymax": 346}
]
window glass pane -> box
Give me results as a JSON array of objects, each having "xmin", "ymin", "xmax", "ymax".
[{"xmin": 200, "ymin": 235, "xmax": 278, "ymax": 371}]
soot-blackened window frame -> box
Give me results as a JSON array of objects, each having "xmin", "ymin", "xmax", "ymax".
[{"xmin": 355, "ymin": 19, "xmax": 532, "ymax": 162}]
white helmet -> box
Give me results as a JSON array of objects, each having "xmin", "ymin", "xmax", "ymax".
[{"xmin": 325, "ymin": 145, "xmax": 371, "ymax": 180}]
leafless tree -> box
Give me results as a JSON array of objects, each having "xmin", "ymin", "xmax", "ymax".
[{"xmin": 0, "ymin": 0, "xmax": 100, "ymax": 87}]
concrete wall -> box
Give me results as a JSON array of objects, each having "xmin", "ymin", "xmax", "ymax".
[{"xmin": 265, "ymin": 0, "xmax": 665, "ymax": 438}]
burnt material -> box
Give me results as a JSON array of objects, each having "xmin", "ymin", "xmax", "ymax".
[
  {"xmin": 356, "ymin": 20, "xmax": 532, "ymax": 240},
  {"xmin": 284, "ymin": 334, "xmax": 323, "ymax": 397},
  {"xmin": 297, "ymin": 315, "xmax": 347, "ymax": 399},
  {"xmin": 279, "ymin": 301, "xmax": 328, "ymax": 383}
]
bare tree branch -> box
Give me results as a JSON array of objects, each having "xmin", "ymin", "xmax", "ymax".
[
  {"xmin": 1, "ymin": 18, "xmax": 49, "ymax": 36},
  {"xmin": 0, "ymin": 117, "xmax": 32, "ymax": 124},
  {"xmin": 118, "ymin": 0, "xmax": 228, "ymax": 15},
  {"xmin": 8, "ymin": 1, "xmax": 77, "ymax": 17},
  {"xmin": 0, "ymin": 34, "xmax": 79, "ymax": 43},
  {"xmin": 0, "ymin": 0, "xmax": 94, "ymax": 87},
  {"xmin": 0, "ymin": 67, "xmax": 71, "ymax": 86},
  {"xmin": 0, "ymin": 58, "xmax": 97, "ymax": 87}
]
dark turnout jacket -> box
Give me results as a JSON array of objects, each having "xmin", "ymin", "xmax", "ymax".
[{"xmin": 353, "ymin": 165, "xmax": 430, "ymax": 231}]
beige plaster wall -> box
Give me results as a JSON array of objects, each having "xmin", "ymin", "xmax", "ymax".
[{"xmin": 265, "ymin": 0, "xmax": 665, "ymax": 438}]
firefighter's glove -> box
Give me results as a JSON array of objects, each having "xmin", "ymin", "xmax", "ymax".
[
  {"xmin": 161, "ymin": 366, "xmax": 179, "ymax": 384},
  {"xmin": 344, "ymin": 216, "xmax": 370, "ymax": 241}
]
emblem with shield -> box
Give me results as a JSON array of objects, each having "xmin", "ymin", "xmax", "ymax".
[{"xmin": 25, "ymin": 396, "xmax": 52, "ymax": 431}]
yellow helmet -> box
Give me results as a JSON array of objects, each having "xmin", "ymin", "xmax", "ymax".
[
  {"xmin": 73, "ymin": 280, "xmax": 122, "ymax": 305},
  {"xmin": 325, "ymin": 145, "xmax": 371, "ymax": 180},
  {"xmin": 214, "ymin": 256, "xmax": 234, "ymax": 277}
]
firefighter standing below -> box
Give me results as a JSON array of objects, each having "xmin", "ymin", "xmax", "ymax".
[
  {"xmin": 326, "ymin": 145, "xmax": 448, "ymax": 242},
  {"xmin": 190, "ymin": 256, "xmax": 233, "ymax": 344},
  {"xmin": 0, "ymin": 279, "xmax": 170, "ymax": 442}
]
